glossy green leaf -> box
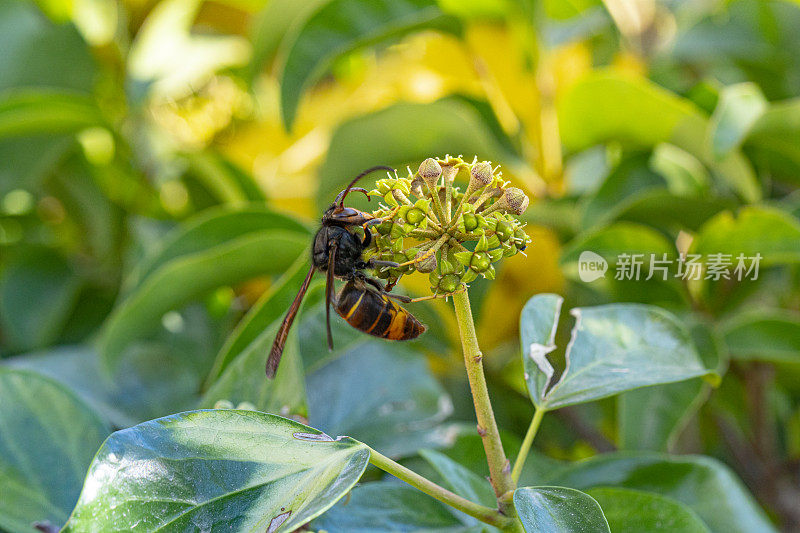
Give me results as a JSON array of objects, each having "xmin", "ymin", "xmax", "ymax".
[
  {"xmin": 587, "ymin": 487, "xmax": 710, "ymax": 532},
  {"xmin": 100, "ymin": 206, "xmax": 309, "ymax": 367},
  {"xmin": 722, "ymin": 311, "xmax": 800, "ymax": 363},
  {"xmin": 317, "ymin": 99, "xmax": 531, "ymax": 209},
  {"xmin": 520, "ymin": 294, "xmax": 714, "ymax": 409},
  {"xmin": 0, "ymin": 368, "xmax": 109, "ymax": 533},
  {"xmin": 278, "ymin": 0, "xmax": 460, "ymax": 129},
  {"xmin": 307, "ymin": 342, "xmax": 455, "ymax": 458},
  {"xmin": 205, "ymin": 256, "xmax": 312, "ymax": 384},
  {"xmin": 708, "ymin": 83, "xmax": 767, "ymax": 159},
  {"xmin": 546, "ymin": 452, "xmax": 776, "ymax": 533},
  {"xmin": 514, "ymin": 486, "xmax": 610, "ymax": 533},
  {"xmin": 559, "ymin": 72, "xmax": 760, "ymax": 202},
  {"xmin": 0, "ymin": 90, "xmax": 104, "ymax": 139},
  {"xmin": 691, "ymin": 206, "xmax": 800, "ymax": 267},
  {"xmin": 200, "ymin": 320, "xmax": 307, "ymax": 417},
  {"xmin": 4, "ymin": 344, "xmax": 202, "ymax": 428},
  {"xmin": 63, "ymin": 410, "xmax": 370, "ymax": 532},
  {"xmin": 746, "ymin": 98, "xmax": 800, "ymax": 184},
  {"xmin": 0, "ymin": 248, "xmax": 82, "ymax": 352},
  {"xmin": 313, "ymin": 481, "xmax": 473, "ymax": 532}
]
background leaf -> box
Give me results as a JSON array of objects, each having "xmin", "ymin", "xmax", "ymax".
[
  {"xmin": 63, "ymin": 410, "xmax": 370, "ymax": 533},
  {"xmin": 708, "ymin": 83, "xmax": 767, "ymax": 159},
  {"xmin": 545, "ymin": 452, "xmax": 776, "ymax": 533},
  {"xmin": 587, "ymin": 487, "xmax": 710, "ymax": 533},
  {"xmin": 0, "ymin": 368, "xmax": 109, "ymax": 533},
  {"xmin": 278, "ymin": 0, "xmax": 460, "ymax": 128}
]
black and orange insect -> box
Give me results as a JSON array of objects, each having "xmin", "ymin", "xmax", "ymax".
[{"xmin": 266, "ymin": 166, "xmax": 426, "ymax": 378}]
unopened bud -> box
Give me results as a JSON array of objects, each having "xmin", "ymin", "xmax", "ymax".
[
  {"xmin": 418, "ymin": 158, "xmax": 442, "ymax": 187},
  {"xmin": 483, "ymin": 187, "xmax": 529, "ymax": 216},
  {"xmin": 415, "ymin": 249, "xmax": 438, "ymax": 273},
  {"xmin": 470, "ymin": 162, "xmax": 493, "ymax": 188}
]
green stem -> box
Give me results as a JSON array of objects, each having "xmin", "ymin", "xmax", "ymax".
[
  {"xmin": 511, "ymin": 406, "xmax": 545, "ymax": 484},
  {"xmin": 452, "ymin": 290, "xmax": 517, "ymax": 512},
  {"xmin": 369, "ymin": 448, "xmax": 514, "ymax": 529}
]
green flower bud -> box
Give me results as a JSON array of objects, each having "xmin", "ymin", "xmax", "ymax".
[
  {"xmin": 486, "ymin": 234, "xmax": 501, "ymax": 249},
  {"xmin": 489, "ymin": 248, "xmax": 504, "ymax": 262},
  {"xmin": 454, "ymin": 251, "xmax": 472, "ymax": 268},
  {"xmin": 470, "ymin": 252, "xmax": 491, "ymax": 272},
  {"xmin": 495, "ymin": 219, "xmax": 513, "ymax": 241},
  {"xmin": 462, "ymin": 213, "xmax": 479, "ymax": 232},
  {"xmin": 475, "ymin": 234, "xmax": 489, "ymax": 252},
  {"xmin": 418, "ymin": 158, "xmax": 442, "ymax": 187},
  {"xmin": 469, "ymin": 161, "xmax": 493, "ymax": 189},
  {"xmin": 481, "ymin": 264, "xmax": 496, "ymax": 280},
  {"xmin": 438, "ymin": 273, "xmax": 461, "ymax": 293},
  {"xmin": 376, "ymin": 220, "xmax": 393, "ymax": 235},
  {"xmin": 406, "ymin": 208, "xmax": 425, "ymax": 225}
]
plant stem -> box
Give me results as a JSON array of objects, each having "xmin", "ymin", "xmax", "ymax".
[
  {"xmin": 511, "ymin": 406, "xmax": 545, "ymax": 484},
  {"xmin": 451, "ymin": 290, "xmax": 517, "ymax": 507},
  {"xmin": 368, "ymin": 448, "xmax": 514, "ymax": 529}
]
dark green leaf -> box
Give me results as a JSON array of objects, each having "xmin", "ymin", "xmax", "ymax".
[
  {"xmin": 691, "ymin": 206, "xmax": 800, "ymax": 267},
  {"xmin": 0, "ymin": 247, "xmax": 82, "ymax": 352},
  {"xmin": 419, "ymin": 449, "xmax": 495, "ymax": 506},
  {"xmin": 100, "ymin": 206, "xmax": 309, "ymax": 368},
  {"xmin": 0, "ymin": 368, "xmax": 109, "ymax": 532},
  {"xmin": 205, "ymin": 256, "xmax": 312, "ymax": 384},
  {"xmin": 514, "ymin": 486, "xmax": 610, "ymax": 533},
  {"xmin": 722, "ymin": 311, "xmax": 800, "ymax": 363},
  {"xmin": 545, "ymin": 452, "xmax": 776, "ymax": 533},
  {"xmin": 587, "ymin": 487, "xmax": 710, "ymax": 532},
  {"xmin": 200, "ymin": 320, "xmax": 307, "ymax": 417},
  {"xmin": 4, "ymin": 345, "xmax": 202, "ymax": 428},
  {"xmin": 0, "ymin": 90, "xmax": 104, "ymax": 139},
  {"xmin": 313, "ymin": 481, "xmax": 471, "ymax": 532},
  {"xmin": 278, "ymin": 0, "xmax": 460, "ymax": 129},
  {"xmin": 307, "ymin": 342, "xmax": 455, "ymax": 458},
  {"xmin": 63, "ymin": 410, "xmax": 370, "ymax": 532},
  {"xmin": 520, "ymin": 294, "xmax": 715, "ymax": 409}
]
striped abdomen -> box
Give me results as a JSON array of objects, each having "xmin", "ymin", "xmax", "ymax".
[{"xmin": 335, "ymin": 282, "xmax": 425, "ymax": 340}]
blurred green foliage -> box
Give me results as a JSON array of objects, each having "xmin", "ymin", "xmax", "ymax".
[{"xmin": 1, "ymin": 0, "xmax": 800, "ymax": 531}]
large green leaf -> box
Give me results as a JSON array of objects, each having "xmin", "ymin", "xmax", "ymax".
[
  {"xmin": 0, "ymin": 247, "xmax": 82, "ymax": 352},
  {"xmin": 316, "ymin": 99, "xmax": 530, "ymax": 209},
  {"xmin": 0, "ymin": 90, "xmax": 104, "ymax": 139},
  {"xmin": 520, "ymin": 294, "xmax": 715, "ymax": 410},
  {"xmin": 545, "ymin": 452, "xmax": 776, "ymax": 533},
  {"xmin": 307, "ymin": 342, "xmax": 455, "ymax": 458},
  {"xmin": 746, "ymin": 98, "xmax": 800, "ymax": 184},
  {"xmin": 722, "ymin": 311, "xmax": 800, "ymax": 363},
  {"xmin": 587, "ymin": 487, "xmax": 709, "ymax": 533},
  {"xmin": 558, "ymin": 72, "xmax": 760, "ymax": 202},
  {"xmin": 707, "ymin": 83, "xmax": 767, "ymax": 159},
  {"xmin": 100, "ymin": 206, "xmax": 309, "ymax": 367},
  {"xmin": 278, "ymin": 0, "xmax": 460, "ymax": 128},
  {"xmin": 63, "ymin": 410, "xmax": 370, "ymax": 532},
  {"xmin": 0, "ymin": 368, "xmax": 109, "ymax": 533},
  {"xmin": 205, "ymin": 256, "xmax": 312, "ymax": 384},
  {"xmin": 691, "ymin": 206, "xmax": 800, "ymax": 267},
  {"xmin": 514, "ymin": 486, "xmax": 610, "ymax": 533},
  {"xmin": 313, "ymin": 481, "xmax": 474, "ymax": 532}
]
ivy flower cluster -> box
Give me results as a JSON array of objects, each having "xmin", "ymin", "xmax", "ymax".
[{"xmin": 364, "ymin": 156, "xmax": 531, "ymax": 295}]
